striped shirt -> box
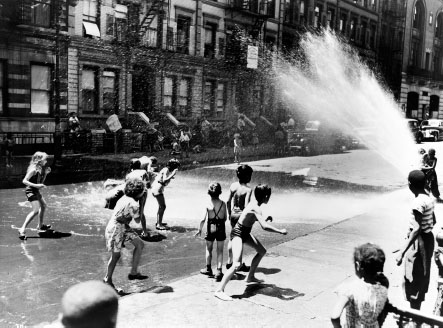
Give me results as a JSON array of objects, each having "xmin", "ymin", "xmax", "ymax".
[{"xmin": 410, "ymin": 193, "xmax": 435, "ymax": 233}]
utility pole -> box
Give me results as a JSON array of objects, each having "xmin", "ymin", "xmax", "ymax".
[{"xmin": 53, "ymin": 0, "xmax": 62, "ymax": 166}]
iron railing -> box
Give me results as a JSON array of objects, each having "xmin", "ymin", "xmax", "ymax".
[{"xmin": 387, "ymin": 302, "xmax": 443, "ymax": 327}]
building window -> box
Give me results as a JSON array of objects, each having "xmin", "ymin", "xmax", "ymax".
[
  {"xmin": 31, "ymin": 0, "xmax": 51, "ymax": 27},
  {"xmin": 163, "ymin": 76, "xmax": 174, "ymax": 111},
  {"xmin": 204, "ymin": 80, "xmax": 215, "ymax": 117},
  {"xmin": 167, "ymin": 27, "xmax": 174, "ymax": 51},
  {"xmin": 177, "ymin": 16, "xmax": 191, "ymax": 54},
  {"xmin": 0, "ymin": 62, "xmax": 4, "ymax": 114},
  {"xmin": 436, "ymin": 14, "xmax": 443, "ymax": 39},
  {"xmin": 204, "ymin": 23, "xmax": 217, "ymax": 58},
  {"xmin": 218, "ymin": 38, "xmax": 225, "ymax": 57},
  {"xmin": 178, "ymin": 78, "xmax": 191, "ymax": 117},
  {"xmin": 31, "ymin": 65, "xmax": 51, "ymax": 114},
  {"xmin": 82, "ymin": 68, "xmax": 97, "ymax": 113},
  {"xmin": 83, "ymin": 0, "xmax": 97, "ymax": 22},
  {"xmin": 103, "ymin": 71, "xmax": 117, "ymax": 114},
  {"xmin": 216, "ymin": 83, "xmax": 225, "ymax": 117}
]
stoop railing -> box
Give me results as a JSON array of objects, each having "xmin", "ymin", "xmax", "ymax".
[{"xmin": 387, "ymin": 303, "xmax": 443, "ymax": 327}]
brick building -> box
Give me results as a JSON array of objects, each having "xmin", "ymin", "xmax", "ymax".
[{"xmin": 0, "ymin": 0, "xmax": 381, "ymax": 152}]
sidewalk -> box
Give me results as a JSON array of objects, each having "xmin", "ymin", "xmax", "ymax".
[{"xmin": 116, "ymin": 151, "xmax": 443, "ymax": 328}]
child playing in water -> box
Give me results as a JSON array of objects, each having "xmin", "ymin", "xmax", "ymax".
[
  {"xmin": 18, "ymin": 151, "xmax": 52, "ymax": 240},
  {"xmin": 233, "ymin": 132, "xmax": 242, "ymax": 163},
  {"xmin": 104, "ymin": 177, "xmax": 149, "ymax": 290},
  {"xmin": 151, "ymin": 158, "xmax": 180, "ymax": 230},
  {"xmin": 396, "ymin": 170, "xmax": 436, "ymax": 310},
  {"xmin": 226, "ymin": 164, "xmax": 254, "ymax": 272},
  {"xmin": 422, "ymin": 148, "xmax": 441, "ymax": 200},
  {"xmin": 214, "ymin": 184, "xmax": 287, "ymax": 301},
  {"xmin": 331, "ymin": 243, "xmax": 389, "ymax": 327},
  {"xmin": 195, "ymin": 182, "xmax": 227, "ymax": 281}
]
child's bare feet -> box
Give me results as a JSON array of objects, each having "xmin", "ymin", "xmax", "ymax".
[
  {"xmin": 214, "ymin": 290, "xmax": 233, "ymax": 301},
  {"xmin": 246, "ymin": 277, "xmax": 264, "ymax": 284}
]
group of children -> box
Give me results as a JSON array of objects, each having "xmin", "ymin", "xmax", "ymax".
[
  {"xmin": 16, "ymin": 148, "xmax": 443, "ymax": 323},
  {"xmin": 331, "ymin": 168, "xmax": 443, "ymax": 327}
]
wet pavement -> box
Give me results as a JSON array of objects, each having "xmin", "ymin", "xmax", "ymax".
[{"xmin": 0, "ymin": 157, "xmax": 389, "ymax": 327}]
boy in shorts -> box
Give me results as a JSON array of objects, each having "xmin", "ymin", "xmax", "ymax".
[
  {"xmin": 215, "ymin": 184, "xmax": 287, "ymax": 301},
  {"xmin": 196, "ymin": 182, "xmax": 227, "ymax": 281},
  {"xmin": 104, "ymin": 178, "xmax": 149, "ymax": 290}
]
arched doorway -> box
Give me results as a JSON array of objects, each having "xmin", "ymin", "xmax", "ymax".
[
  {"xmin": 430, "ymin": 95, "xmax": 440, "ymax": 118},
  {"xmin": 407, "ymin": 92, "xmax": 419, "ymax": 118}
]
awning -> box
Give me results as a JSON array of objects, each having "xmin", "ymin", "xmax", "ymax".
[
  {"xmin": 165, "ymin": 113, "xmax": 182, "ymax": 127},
  {"xmin": 260, "ymin": 116, "xmax": 274, "ymax": 128},
  {"xmin": 239, "ymin": 113, "xmax": 256, "ymax": 128},
  {"xmin": 83, "ymin": 21, "xmax": 101, "ymax": 37}
]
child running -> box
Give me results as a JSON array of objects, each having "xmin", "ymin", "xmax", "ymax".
[
  {"xmin": 195, "ymin": 182, "xmax": 227, "ymax": 281},
  {"xmin": 151, "ymin": 158, "xmax": 180, "ymax": 230},
  {"xmin": 104, "ymin": 177, "xmax": 148, "ymax": 290},
  {"xmin": 18, "ymin": 151, "xmax": 52, "ymax": 240},
  {"xmin": 331, "ymin": 243, "xmax": 389, "ymax": 328},
  {"xmin": 214, "ymin": 184, "xmax": 287, "ymax": 301},
  {"xmin": 226, "ymin": 164, "xmax": 254, "ymax": 272},
  {"xmin": 233, "ymin": 132, "xmax": 242, "ymax": 163},
  {"xmin": 396, "ymin": 170, "xmax": 436, "ymax": 310}
]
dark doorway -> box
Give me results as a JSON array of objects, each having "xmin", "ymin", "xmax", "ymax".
[{"xmin": 406, "ymin": 92, "xmax": 419, "ymax": 118}]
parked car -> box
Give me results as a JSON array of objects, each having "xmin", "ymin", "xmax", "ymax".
[
  {"xmin": 420, "ymin": 119, "xmax": 443, "ymax": 141},
  {"xmin": 287, "ymin": 120, "xmax": 349, "ymax": 155},
  {"xmin": 406, "ymin": 119, "xmax": 423, "ymax": 143}
]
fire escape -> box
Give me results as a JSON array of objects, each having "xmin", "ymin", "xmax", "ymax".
[
  {"xmin": 226, "ymin": 0, "xmax": 271, "ymax": 39},
  {"xmin": 137, "ymin": 0, "xmax": 165, "ymax": 46}
]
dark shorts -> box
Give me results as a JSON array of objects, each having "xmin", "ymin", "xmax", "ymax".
[
  {"xmin": 205, "ymin": 223, "xmax": 226, "ymax": 242},
  {"xmin": 26, "ymin": 190, "xmax": 42, "ymax": 202},
  {"xmin": 230, "ymin": 223, "xmax": 252, "ymax": 242}
]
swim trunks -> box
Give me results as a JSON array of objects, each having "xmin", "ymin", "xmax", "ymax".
[{"xmin": 230, "ymin": 222, "xmax": 252, "ymax": 241}]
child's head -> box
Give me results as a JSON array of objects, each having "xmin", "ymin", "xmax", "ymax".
[
  {"xmin": 124, "ymin": 178, "xmax": 145, "ymax": 199},
  {"xmin": 353, "ymin": 243, "xmax": 385, "ymax": 279},
  {"xmin": 408, "ymin": 169, "xmax": 426, "ymax": 193},
  {"xmin": 208, "ymin": 182, "xmax": 222, "ymax": 198},
  {"xmin": 254, "ymin": 184, "xmax": 272, "ymax": 204},
  {"xmin": 167, "ymin": 158, "xmax": 181, "ymax": 171},
  {"xmin": 429, "ymin": 148, "xmax": 436, "ymax": 157},
  {"xmin": 236, "ymin": 164, "xmax": 253, "ymax": 184},
  {"xmin": 149, "ymin": 156, "xmax": 158, "ymax": 165},
  {"xmin": 29, "ymin": 151, "xmax": 48, "ymax": 168},
  {"xmin": 418, "ymin": 148, "xmax": 426, "ymax": 155},
  {"xmin": 129, "ymin": 159, "xmax": 141, "ymax": 171},
  {"xmin": 61, "ymin": 280, "xmax": 118, "ymax": 328}
]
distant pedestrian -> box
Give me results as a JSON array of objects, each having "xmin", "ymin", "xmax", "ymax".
[
  {"xmin": 234, "ymin": 132, "xmax": 242, "ymax": 163},
  {"xmin": 104, "ymin": 177, "xmax": 149, "ymax": 290},
  {"xmin": 195, "ymin": 182, "xmax": 227, "ymax": 281},
  {"xmin": 4, "ymin": 132, "xmax": 14, "ymax": 168},
  {"xmin": 274, "ymin": 126, "xmax": 285, "ymax": 155},
  {"xmin": 396, "ymin": 170, "xmax": 435, "ymax": 310},
  {"xmin": 179, "ymin": 127, "xmax": 190, "ymax": 158},
  {"xmin": 18, "ymin": 151, "xmax": 52, "ymax": 240},
  {"xmin": 226, "ymin": 164, "xmax": 254, "ymax": 273},
  {"xmin": 55, "ymin": 280, "xmax": 119, "ymax": 328},
  {"xmin": 68, "ymin": 112, "xmax": 81, "ymax": 132},
  {"xmin": 331, "ymin": 243, "xmax": 389, "ymax": 328},
  {"xmin": 214, "ymin": 184, "xmax": 287, "ymax": 301},
  {"xmin": 251, "ymin": 129, "xmax": 259, "ymax": 149},
  {"xmin": 151, "ymin": 158, "xmax": 180, "ymax": 230},
  {"xmin": 422, "ymin": 148, "xmax": 441, "ymax": 201},
  {"xmin": 434, "ymin": 228, "xmax": 443, "ymax": 316}
]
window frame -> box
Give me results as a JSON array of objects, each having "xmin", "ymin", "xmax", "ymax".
[
  {"xmin": 30, "ymin": 63, "xmax": 53, "ymax": 116},
  {"xmin": 102, "ymin": 70, "xmax": 119, "ymax": 115},
  {"xmin": 31, "ymin": 0, "xmax": 52, "ymax": 27},
  {"xmin": 81, "ymin": 67, "xmax": 99, "ymax": 114}
]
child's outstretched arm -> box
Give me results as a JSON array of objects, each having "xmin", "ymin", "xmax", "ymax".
[
  {"xmin": 164, "ymin": 169, "xmax": 178, "ymax": 183},
  {"xmin": 226, "ymin": 188, "xmax": 235, "ymax": 218},
  {"xmin": 331, "ymin": 294, "xmax": 348, "ymax": 328},
  {"xmin": 139, "ymin": 191, "xmax": 148, "ymax": 236},
  {"xmin": 255, "ymin": 211, "xmax": 287, "ymax": 235},
  {"xmin": 41, "ymin": 166, "xmax": 51, "ymax": 184}
]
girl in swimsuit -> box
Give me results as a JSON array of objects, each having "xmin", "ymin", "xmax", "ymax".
[
  {"xmin": 215, "ymin": 184, "xmax": 287, "ymax": 301},
  {"xmin": 196, "ymin": 182, "xmax": 227, "ymax": 281},
  {"xmin": 18, "ymin": 151, "xmax": 52, "ymax": 239}
]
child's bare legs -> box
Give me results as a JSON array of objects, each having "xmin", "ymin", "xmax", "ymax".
[
  {"xmin": 104, "ymin": 251, "xmax": 121, "ymax": 286},
  {"xmin": 216, "ymin": 240, "xmax": 224, "ymax": 270},
  {"xmin": 245, "ymin": 234, "xmax": 266, "ymax": 283},
  {"xmin": 227, "ymin": 239, "xmax": 233, "ymax": 266},
  {"xmin": 201, "ymin": 240, "xmax": 214, "ymax": 275},
  {"xmin": 155, "ymin": 194, "xmax": 166, "ymax": 226},
  {"xmin": 129, "ymin": 238, "xmax": 145, "ymax": 275},
  {"xmin": 19, "ymin": 201, "xmax": 40, "ymax": 234},
  {"xmin": 36, "ymin": 197, "xmax": 47, "ymax": 229},
  {"xmin": 215, "ymin": 237, "xmax": 243, "ymax": 301}
]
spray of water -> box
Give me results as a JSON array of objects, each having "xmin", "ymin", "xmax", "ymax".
[{"xmin": 274, "ymin": 31, "xmax": 417, "ymax": 176}]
